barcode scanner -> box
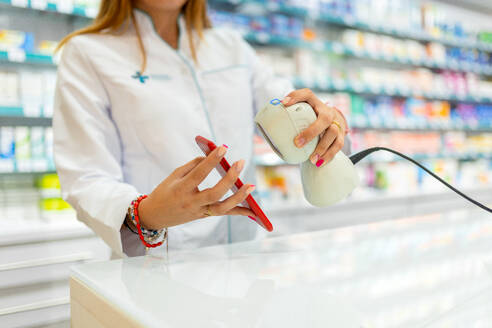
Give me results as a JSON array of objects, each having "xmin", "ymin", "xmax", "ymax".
[{"xmin": 255, "ymin": 99, "xmax": 491, "ymax": 213}]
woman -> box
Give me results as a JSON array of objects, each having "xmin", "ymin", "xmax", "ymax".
[{"xmin": 53, "ymin": 0, "xmax": 349, "ymax": 257}]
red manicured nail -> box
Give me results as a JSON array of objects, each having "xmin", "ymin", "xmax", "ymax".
[
  {"xmin": 316, "ymin": 159, "xmax": 324, "ymax": 167},
  {"xmin": 248, "ymin": 216, "xmax": 257, "ymax": 221},
  {"xmin": 222, "ymin": 144, "xmax": 228, "ymax": 148}
]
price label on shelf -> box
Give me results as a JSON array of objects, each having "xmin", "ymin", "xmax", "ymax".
[
  {"xmin": 332, "ymin": 43, "xmax": 344, "ymax": 54},
  {"xmin": 16, "ymin": 159, "xmax": 32, "ymax": 172},
  {"xmin": 11, "ymin": 0, "xmax": 28, "ymax": 7},
  {"xmin": 333, "ymin": 79, "xmax": 346, "ymax": 90},
  {"xmin": 353, "ymin": 116, "xmax": 367, "ymax": 128},
  {"xmin": 0, "ymin": 159, "xmax": 15, "ymax": 173},
  {"xmin": 313, "ymin": 41, "xmax": 325, "ymax": 52},
  {"xmin": 352, "ymin": 82, "xmax": 364, "ymax": 93},
  {"xmin": 317, "ymin": 78, "xmax": 329, "ymax": 90},
  {"xmin": 343, "ymin": 16, "xmax": 356, "ymax": 26},
  {"xmin": 369, "ymin": 116, "xmax": 382, "ymax": 128},
  {"xmin": 57, "ymin": 0, "xmax": 74, "ymax": 14},
  {"xmin": 32, "ymin": 159, "xmax": 48, "ymax": 172},
  {"xmin": 7, "ymin": 49, "xmax": 26, "ymax": 63},
  {"xmin": 255, "ymin": 32, "xmax": 269, "ymax": 44},
  {"xmin": 368, "ymin": 84, "xmax": 381, "ymax": 94},
  {"xmin": 31, "ymin": 0, "xmax": 47, "ymax": 10}
]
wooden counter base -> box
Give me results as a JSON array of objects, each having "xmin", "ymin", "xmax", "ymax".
[{"xmin": 70, "ymin": 277, "xmax": 143, "ymax": 328}]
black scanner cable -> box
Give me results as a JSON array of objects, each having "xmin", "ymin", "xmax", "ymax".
[{"xmin": 349, "ymin": 147, "xmax": 492, "ymax": 214}]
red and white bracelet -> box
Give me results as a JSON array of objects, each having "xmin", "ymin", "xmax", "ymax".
[{"xmin": 128, "ymin": 195, "xmax": 167, "ymax": 248}]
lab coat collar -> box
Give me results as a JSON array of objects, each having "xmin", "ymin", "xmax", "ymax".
[{"xmin": 133, "ymin": 8, "xmax": 188, "ymax": 55}]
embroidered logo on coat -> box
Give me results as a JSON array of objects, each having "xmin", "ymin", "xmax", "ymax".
[{"xmin": 132, "ymin": 71, "xmax": 149, "ymax": 83}]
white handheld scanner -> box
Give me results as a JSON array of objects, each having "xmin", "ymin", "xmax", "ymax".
[
  {"xmin": 254, "ymin": 99, "xmax": 359, "ymax": 207},
  {"xmin": 255, "ymin": 98, "xmax": 492, "ymax": 213}
]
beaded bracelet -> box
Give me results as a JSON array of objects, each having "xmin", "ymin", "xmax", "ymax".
[
  {"xmin": 129, "ymin": 199, "xmax": 157, "ymax": 237},
  {"xmin": 131, "ymin": 195, "xmax": 166, "ymax": 248}
]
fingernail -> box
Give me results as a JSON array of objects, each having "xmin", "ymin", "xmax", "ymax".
[
  {"xmin": 316, "ymin": 159, "xmax": 324, "ymax": 167},
  {"xmin": 235, "ymin": 159, "xmax": 245, "ymax": 173},
  {"xmin": 295, "ymin": 136, "xmax": 305, "ymax": 147},
  {"xmin": 217, "ymin": 146, "xmax": 227, "ymax": 157},
  {"xmin": 248, "ymin": 216, "xmax": 257, "ymax": 221},
  {"xmin": 310, "ymin": 154, "xmax": 319, "ymax": 165},
  {"xmin": 222, "ymin": 144, "xmax": 229, "ymax": 148},
  {"xmin": 281, "ymin": 96, "xmax": 291, "ymax": 104},
  {"xmin": 246, "ymin": 184, "xmax": 256, "ymax": 193}
]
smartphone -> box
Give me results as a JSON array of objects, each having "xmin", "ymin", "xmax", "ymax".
[{"xmin": 195, "ymin": 136, "xmax": 273, "ymax": 232}]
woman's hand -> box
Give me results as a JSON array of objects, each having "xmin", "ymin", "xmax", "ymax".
[
  {"xmin": 138, "ymin": 146, "xmax": 256, "ymax": 230},
  {"xmin": 281, "ymin": 89, "xmax": 347, "ymax": 168}
]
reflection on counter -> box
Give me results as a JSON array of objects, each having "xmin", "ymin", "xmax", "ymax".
[{"xmin": 72, "ymin": 208, "xmax": 492, "ymax": 328}]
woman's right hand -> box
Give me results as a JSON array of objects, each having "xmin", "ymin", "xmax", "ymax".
[{"xmin": 138, "ymin": 145, "xmax": 256, "ymax": 230}]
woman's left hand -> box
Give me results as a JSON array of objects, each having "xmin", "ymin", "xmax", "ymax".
[{"xmin": 281, "ymin": 89, "xmax": 347, "ymax": 168}]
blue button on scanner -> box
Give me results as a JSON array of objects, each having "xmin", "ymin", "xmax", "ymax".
[{"xmin": 270, "ymin": 98, "xmax": 281, "ymax": 105}]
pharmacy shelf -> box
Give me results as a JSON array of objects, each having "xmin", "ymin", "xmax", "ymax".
[
  {"xmin": 294, "ymin": 77, "xmax": 492, "ymax": 104},
  {"xmin": 1, "ymin": 26, "xmax": 491, "ymax": 79},
  {"xmin": 349, "ymin": 119, "xmax": 492, "ymax": 132},
  {"xmin": 0, "ymin": 49, "xmax": 56, "ymax": 66},
  {"xmin": 254, "ymin": 152, "xmax": 492, "ymax": 167},
  {"xmin": 245, "ymin": 33, "xmax": 492, "ymax": 77},
  {"xmin": 2, "ymin": 114, "xmax": 489, "ymax": 132},
  {"xmin": 0, "ymin": 157, "xmax": 55, "ymax": 176},
  {"xmin": 0, "ymin": 171, "xmax": 56, "ymax": 177},
  {"xmin": 214, "ymin": 0, "xmax": 492, "ymax": 53},
  {"xmin": 0, "ymin": 116, "xmax": 52, "ymax": 127},
  {"xmin": 0, "ymin": 217, "xmax": 91, "ymax": 246},
  {"xmin": 316, "ymin": 14, "xmax": 492, "ymax": 53},
  {"xmin": 321, "ymin": 42, "xmax": 492, "ymax": 76},
  {"xmin": 0, "ymin": 0, "xmax": 96, "ymax": 18},
  {"xmin": 3, "ymin": 35, "xmax": 492, "ymax": 78},
  {"xmin": 4, "ymin": 0, "xmax": 492, "ymax": 55}
]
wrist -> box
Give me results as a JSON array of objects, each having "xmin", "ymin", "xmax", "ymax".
[{"xmin": 137, "ymin": 196, "xmax": 161, "ymax": 230}]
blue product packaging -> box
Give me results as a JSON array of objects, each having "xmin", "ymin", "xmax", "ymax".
[
  {"xmin": 270, "ymin": 14, "xmax": 289, "ymax": 37},
  {"xmin": 0, "ymin": 127, "xmax": 15, "ymax": 159},
  {"xmin": 232, "ymin": 14, "xmax": 251, "ymax": 33},
  {"xmin": 288, "ymin": 17, "xmax": 303, "ymax": 39}
]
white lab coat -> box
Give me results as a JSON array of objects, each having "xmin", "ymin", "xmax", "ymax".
[{"xmin": 53, "ymin": 9, "xmax": 293, "ymax": 258}]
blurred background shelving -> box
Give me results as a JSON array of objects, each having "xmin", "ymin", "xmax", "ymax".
[{"xmin": 1, "ymin": 0, "xmax": 492, "ymax": 327}]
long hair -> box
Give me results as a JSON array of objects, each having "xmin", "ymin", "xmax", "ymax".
[{"xmin": 56, "ymin": 0, "xmax": 211, "ymax": 71}]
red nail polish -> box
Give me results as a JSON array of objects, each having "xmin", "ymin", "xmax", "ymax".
[
  {"xmin": 316, "ymin": 159, "xmax": 324, "ymax": 167},
  {"xmin": 248, "ymin": 216, "xmax": 257, "ymax": 221},
  {"xmin": 222, "ymin": 144, "xmax": 228, "ymax": 148}
]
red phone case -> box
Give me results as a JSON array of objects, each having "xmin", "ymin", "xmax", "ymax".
[{"xmin": 195, "ymin": 136, "xmax": 273, "ymax": 232}]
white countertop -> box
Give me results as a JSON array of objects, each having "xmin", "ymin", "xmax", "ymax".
[{"xmin": 71, "ymin": 208, "xmax": 492, "ymax": 328}]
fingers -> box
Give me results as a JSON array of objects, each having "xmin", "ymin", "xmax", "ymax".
[
  {"xmin": 207, "ymin": 184, "xmax": 255, "ymax": 216},
  {"xmin": 317, "ymin": 134, "xmax": 345, "ymax": 167},
  {"xmin": 293, "ymin": 115, "xmax": 330, "ymax": 148},
  {"xmin": 281, "ymin": 88, "xmax": 324, "ymax": 110},
  {"xmin": 184, "ymin": 145, "xmax": 228, "ymax": 187},
  {"xmin": 281, "ymin": 89, "xmax": 335, "ymax": 149},
  {"xmin": 225, "ymin": 206, "xmax": 257, "ymax": 218},
  {"xmin": 309, "ymin": 124, "xmax": 338, "ymax": 165},
  {"xmin": 197, "ymin": 159, "xmax": 245, "ymax": 204},
  {"xmin": 314, "ymin": 109, "xmax": 347, "ymax": 166},
  {"xmin": 172, "ymin": 156, "xmax": 204, "ymax": 178}
]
